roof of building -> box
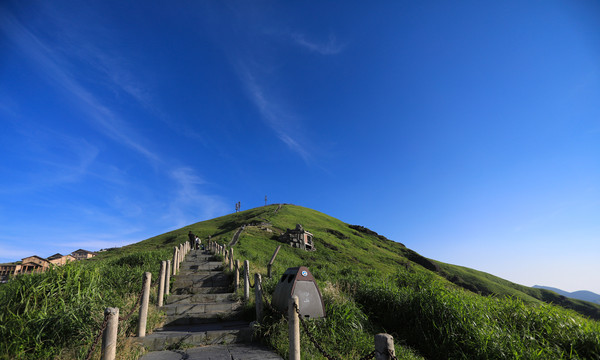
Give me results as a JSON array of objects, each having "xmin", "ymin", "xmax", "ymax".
[
  {"xmin": 72, "ymin": 249, "xmax": 96, "ymax": 255},
  {"xmin": 22, "ymin": 255, "xmax": 50, "ymax": 262}
]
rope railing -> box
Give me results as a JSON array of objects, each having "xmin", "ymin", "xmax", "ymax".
[
  {"xmin": 118, "ymin": 287, "xmax": 145, "ymax": 323},
  {"xmin": 84, "ymin": 311, "xmax": 110, "ymax": 360}
]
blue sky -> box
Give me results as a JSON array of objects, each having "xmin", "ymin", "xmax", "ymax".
[{"xmin": 1, "ymin": 1, "xmax": 599, "ymax": 293}]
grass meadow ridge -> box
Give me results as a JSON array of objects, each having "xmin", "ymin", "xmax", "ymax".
[{"xmin": 1, "ymin": 204, "xmax": 598, "ymax": 359}]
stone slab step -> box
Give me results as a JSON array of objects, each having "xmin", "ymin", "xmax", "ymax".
[
  {"xmin": 164, "ymin": 309, "xmax": 244, "ymax": 326},
  {"xmin": 166, "ymin": 293, "xmax": 234, "ymax": 305},
  {"xmin": 139, "ymin": 321, "xmax": 253, "ymax": 351},
  {"xmin": 179, "ymin": 261, "xmax": 222, "ymax": 270},
  {"xmin": 173, "ymin": 273, "xmax": 230, "ymax": 287},
  {"xmin": 174, "ymin": 282, "xmax": 231, "ymax": 290},
  {"xmin": 161, "ymin": 301, "xmax": 241, "ymax": 316},
  {"xmin": 139, "ymin": 343, "xmax": 283, "ymax": 359},
  {"xmin": 173, "ymin": 286, "xmax": 231, "ymax": 295}
]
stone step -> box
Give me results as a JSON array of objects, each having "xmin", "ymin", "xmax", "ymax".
[
  {"xmin": 179, "ymin": 262, "xmax": 222, "ymax": 271},
  {"xmin": 161, "ymin": 301, "xmax": 241, "ymax": 316},
  {"xmin": 175, "ymin": 281, "xmax": 232, "ymax": 291},
  {"xmin": 173, "ymin": 286, "xmax": 231, "ymax": 295},
  {"xmin": 139, "ymin": 344, "xmax": 283, "ymax": 360},
  {"xmin": 173, "ymin": 272, "xmax": 229, "ymax": 285},
  {"xmin": 139, "ymin": 321, "xmax": 253, "ymax": 351},
  {"xmin": 163, "ymin": 309, "xmax": 244, "ymax": 326},
  {"xmin": 166, "ymin": 293, "xmax": 235, "ymax": 305}
]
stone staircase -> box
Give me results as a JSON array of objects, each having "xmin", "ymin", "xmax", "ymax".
[{"xmin": 139, "ymin": 249, "xmax": 252, "ymax": 352}]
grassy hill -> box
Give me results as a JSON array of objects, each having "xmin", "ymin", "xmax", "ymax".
[
  {"xmin": 1, "ymin": 204, "xmax": 599, "ymax": 359},
  {"xmin": 128, "ymin": 203, "xmax": 600, "ymax": 320}
]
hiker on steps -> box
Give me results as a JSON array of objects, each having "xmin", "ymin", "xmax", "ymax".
[
  {"xmin": 195, "ymin": 236, "xmax": 200, "ymax": 250},
  {"xmin": 188, "ymin": 231, "xmax": 196, "ymax": 249}
]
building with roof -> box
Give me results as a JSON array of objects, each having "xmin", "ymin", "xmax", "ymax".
[
  {"xmin": 71, "ymin": 249, "xmax": 96, "ymax": 261},
  {"xmin": 278, "ymin": 224, "xmax": 315, "ymax": 251}
]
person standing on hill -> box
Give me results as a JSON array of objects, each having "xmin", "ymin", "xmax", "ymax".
[{"xmin": 188, "ymin": 231, "xmax": 195, "ymax": 248}]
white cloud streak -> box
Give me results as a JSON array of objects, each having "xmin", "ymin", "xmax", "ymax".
[
  {"xmin": 240, "ymin": 68, "xmax": 312, "ymax": 163},
  {"xmin": 291, "ymin": 33, "xmax": 346, "ymax": 55},
  {"xmin": 0, "ymin": 12, "xmax": 161, "ymax": 165},
  {"xmin": 165, "ymin": 167, "xmax": 229, "ymax": 228}
]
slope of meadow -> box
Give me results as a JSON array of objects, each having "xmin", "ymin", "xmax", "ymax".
[{"xmin": 1, "ymin": 204, "xmax": 599, "ymax": 359}]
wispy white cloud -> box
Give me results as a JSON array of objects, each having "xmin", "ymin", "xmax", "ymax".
[
  {"xmin": 165, "ymin": 167, "xmax": 228, "ymax": 228},
  {"xmin": 291, "ymin": 32, "xmax": 346, "ymax": 55},
  {"xmin": 0, "ymin": 12, "xmax": 161, "ymax": 165},
  {"xmin": 239, "ymin": 67, "xmax": 312, "ymax": 162}
]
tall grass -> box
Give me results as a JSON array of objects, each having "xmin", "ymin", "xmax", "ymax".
[
  {"xmin": 352, "ymin": 270, "xmax": 600, "ymax": 359},
  {"xmin": 253, "ymin": 276, "xmax": 423, "ymax": 360},
  {"xmin": 0, "ymin": 250, "xmax": 170, "ymax": 359}
]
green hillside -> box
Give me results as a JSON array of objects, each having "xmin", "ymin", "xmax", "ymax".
[
  {"xmin": 126, "ymin": 203, "xmax": 600, "ymax": 320},
  {"xmin": 1, "ymin": 204, "xmax": 599, "ymax": 359},
  {"xmin": 126, "ymin": 204, "xmax": 600, "ymax": 358}
]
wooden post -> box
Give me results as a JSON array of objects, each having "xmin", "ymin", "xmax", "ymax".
[
  {"xmin": 138, "ymin": 272, "xmax": 151, "ymax": 337},
  {"xmin": 374, "ymin": 333, "xmax": 396, "ymax": 360},
  {"xmin": 244, "ymin": 260, "xmax": 250, "ymax": 301},
  {"xmin": 172, "ymin": 247, "xmax": 178, "ymax": 276},
  {"xmin": 235, "ymin": 260, "xmax": 240, "ymax": 288},
  {"xmin": 267, "ymin": 245, "xmax": 281, "ymax": 278},
  {"xmin": 165, "ymin": 260, "xmax": 171, "ymax": 295},
  {"xmin": 288, "ymin": 296, "xmax": 300, "ymax": 360},
  {"xmin": 229, "ymin": 248, "xmax": 234, "ymax": 271},
  {"xmin": 101, "ymin": 307, "xmax": 119, "ymax": 360},
  {"xmin": 255, "ymin": 273, "xmax": 263, "ymax": 321},
  {"xmin": 158, "ymin": 261, "xmax": 166, "ymax": 307}
]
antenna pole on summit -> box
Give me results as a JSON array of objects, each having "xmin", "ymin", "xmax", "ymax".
[{"xmin": 265, "ymin": 195, "xmax": 267, "ymax": 206}]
